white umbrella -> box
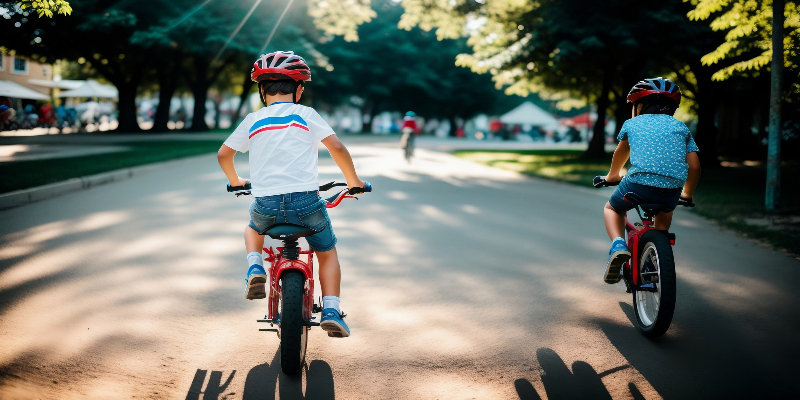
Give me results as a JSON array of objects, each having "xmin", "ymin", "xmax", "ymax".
[
  {"xmin": 59, "ymin": 80, "xmax": 118, "ymax": 99},
  {"xmin": 0, "ymin": 80, "xmax": 50, "ymax": 100}
]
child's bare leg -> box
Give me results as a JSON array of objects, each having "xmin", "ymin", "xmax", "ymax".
[
  {"xmin": 316, "ymin": 248, "xmax": 341, "ymax": 297},
  {"xmin": 604, "ymin": 202, "xmax": 626, "ymax": 240},
  {"xmin": 245, "ymin": 226, "xmax": 265, "ymax": 253},
  {"xmin": 654, "ymin": 211, "xmax": 674, "ymax": 231}
]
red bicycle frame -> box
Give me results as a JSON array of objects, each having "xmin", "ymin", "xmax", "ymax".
[
  {"xmin": 624, "ymin": 216, "xmax": 676, "ymax": 286},
  {"xmin": 263, "ymin": 189, "xmax": 357, "ymax": 323}
]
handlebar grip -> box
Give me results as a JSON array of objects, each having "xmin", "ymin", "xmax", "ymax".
[
  {"xmin": 593, "ymin": 176, "xmax": 620, "ymax": 188},
  {"xmin": 227, "ymin": 180, "xmax": 252, "ymax": 192},
  {"xmin": 677, "ymin": 197, "xmax": 695, "ymax": 208},
  {"xmin": 348, "ymin": 182, "xmax": 372, "ymax": 195}
]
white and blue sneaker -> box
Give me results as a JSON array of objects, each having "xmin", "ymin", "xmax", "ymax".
[
  {"xmin": 605, "ymin": 238, "xmax": 631, "ymax": 284},
  {"xmin": 244, "ymin": 264, "xmax": 267, "ymax": 300},
  {"xmin": 320, "ymin": 308, "xmax": 350, "ymax": 338}
]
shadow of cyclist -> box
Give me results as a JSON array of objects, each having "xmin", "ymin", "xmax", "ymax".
[
  {"xmin": 514, "ymin": 348, "xmax": 612, "ymax": 400},
  {"xmin": 242, "ymin": 348, "xmax": 335, "ymax": 400}
]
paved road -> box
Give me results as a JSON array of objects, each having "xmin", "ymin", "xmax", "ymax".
[{"xmin": 1, "ymin": 140, "xmax": 798, "ymax": 399}]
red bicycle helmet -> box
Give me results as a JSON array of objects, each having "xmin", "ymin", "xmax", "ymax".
[
  {"xmin": 627, "ymin": 77, "xmax": 681, "ymax": 106},
  {"xmin": 250, "ymin": 51, "xmax": 311, "ymax": 83}
]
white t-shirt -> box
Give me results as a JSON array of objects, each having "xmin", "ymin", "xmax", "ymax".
[{"xmin": 224, "ymin": 102, "xmax": 335, "ymax": 197}]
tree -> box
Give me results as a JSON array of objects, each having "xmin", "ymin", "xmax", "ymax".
[
  {"xmin": 313, "ymin": 0, "xmax": 508, "ymax": 133},
  {"xmin": 685, "ymin": 0, "xmax": 799, "ymax": 210},
  {"xmin": 399, "ymin": 0, "xmax": 729, "ymax": 159},
  {"xmin": 5, "ymin": 0, "xmax": 72, "ymax": 17}
]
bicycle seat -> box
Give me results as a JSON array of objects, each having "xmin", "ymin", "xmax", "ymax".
[
  {"xmin": 260, "ymin": 223, "xmax": 318, "ymax": 241},
  {"xmin": 623, "ymin": 192, "xmax": 669, "ymax": 217}
]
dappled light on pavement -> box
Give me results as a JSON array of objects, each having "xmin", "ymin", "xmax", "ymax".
[{"xmin": 1, "ymin": 143, "xmax": 799, "ymax": 398}]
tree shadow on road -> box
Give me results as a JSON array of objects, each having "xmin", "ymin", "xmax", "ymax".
[{"xmin": 185, "ymin": 349, "xmax": 335, "ymax": 400}]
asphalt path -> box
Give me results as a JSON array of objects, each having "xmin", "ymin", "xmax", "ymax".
[{"xmin": 1, "ymin": 139, "xmax": 799, "ymax": 399}]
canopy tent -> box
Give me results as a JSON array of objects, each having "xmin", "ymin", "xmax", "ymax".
[
  {"xmin": 499, "ymin": 101, "xmax": 559, "ymax": 130},
  {"xmin": 0, "ymin": 80, "xmax": 50, "ymax": 100},
  {"xmin": 59, "ymin": 80, "xmax": 118, "ymax": 99},
  {"xmin": 28, "ymin": 79, "xmax": 84, "ymax": 90}
]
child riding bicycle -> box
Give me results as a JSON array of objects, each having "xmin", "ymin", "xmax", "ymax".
[
  {"xmin": 601, "ymin": 77, "xmax": 701, "ymax": 284},
  {"xmin": 217, "ymin": 51, "xmax": 367, "ymax": 337}
]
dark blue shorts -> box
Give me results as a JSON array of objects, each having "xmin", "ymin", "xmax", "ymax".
[
  {"xmin": 248, "ymin": 191, "xmax": 337, "ymax": 252},
  {"xmin": 608, "ymin": 179, "xmax": 682, "ymax": 213}
]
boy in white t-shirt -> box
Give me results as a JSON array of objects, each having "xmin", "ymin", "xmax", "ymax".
[{"xmin": 217, "ymin": 51, "xmax": 366, "ymax": 337}]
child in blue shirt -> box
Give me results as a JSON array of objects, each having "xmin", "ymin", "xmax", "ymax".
[{"xmin": 602, "ymin": 77, "xmax": 701, "ymax": 284}]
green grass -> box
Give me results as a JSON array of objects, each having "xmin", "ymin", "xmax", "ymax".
[
  {"xmin": 454, "ymin": 149, "xmax": 800, "ymax": 256},
  {"xmin": 0, "ymin": 140, "xmax": 223, "ymax": 194}
]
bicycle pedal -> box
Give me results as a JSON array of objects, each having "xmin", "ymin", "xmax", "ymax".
[
  {"xmin": 327, "ymin": 332, "xmax": 344, "ymax": 338},
  {"xmin": 259, "ymin": 328, "xmax": 279, "ymax": 332}
]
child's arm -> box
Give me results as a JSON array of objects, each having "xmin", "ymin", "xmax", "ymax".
[
  {"xmin": 321, "ymin": 135, "xmax": 366, "ymax": 189},
  {"xmin": 605, "ymin": 140, "xmax": 630, "ymax": 182},
  {"xmin": 682, "ymin": 152, "xmax": 701, "ymax": 199},
  {"xmin": 217, "ymin": 145, "xmax": 247, "ymax": 186}
]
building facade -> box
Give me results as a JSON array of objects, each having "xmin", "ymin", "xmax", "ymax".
[{"xmin": 0, "ymin": 54, "xmax": 52, "ymax": 95}]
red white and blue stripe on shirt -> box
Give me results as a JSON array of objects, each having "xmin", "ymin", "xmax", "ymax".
[{"xmin": 249, "ymin": 114, "xmax": 309, "ymax": 138}]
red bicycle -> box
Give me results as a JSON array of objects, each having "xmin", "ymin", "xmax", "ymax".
[
  {"xmin": 229, "ymin": 180, "xmax": 371, "ymax": 374},
  {"xmin": 593, "ymin": 176, "xmax": 694, "ymax": 338}
]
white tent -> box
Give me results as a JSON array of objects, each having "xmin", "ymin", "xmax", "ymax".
[
  {"xmin": 28, "ymin": 78, "xmax": 84, "ymax": 90},
  {"xmin": 0, "ymin": 80, "xmax": 50, "ymax": 100},
  {"xmin": 59, "ymin": 80, "xmax": 118, "ymax": 99},
  {"xmin": 499, "ymin": 101, "xmax": 559, "ymax": 130}
]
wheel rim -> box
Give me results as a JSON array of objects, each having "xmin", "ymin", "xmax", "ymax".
[{"xmin": 636, "ymin": 243, "xmax": 661, "ymax": 328}]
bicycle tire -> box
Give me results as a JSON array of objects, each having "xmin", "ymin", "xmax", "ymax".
[
  {"xmin": 279, "ymin": 270, "xmax": 308, "ymax": 375},
  {"xmin": 632, "ymin": 230, "xmax": 676, "ymax": 338},
  {"xmin": 404, "ymin": 137, "xmax": 414, "ymax": 162}
]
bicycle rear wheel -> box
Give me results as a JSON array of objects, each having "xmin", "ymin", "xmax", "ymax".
[
  {"xmin": 279, "ymin": 270, "xmax": 308, "ymax": 375},
  {"xmin": 632, "ymin": 230, "xmax": 676, "ymax": 338}
]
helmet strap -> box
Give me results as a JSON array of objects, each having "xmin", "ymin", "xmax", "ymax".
[{"xmin": 258, "ymin": 82, "xmax": 267, "ymax": 107}]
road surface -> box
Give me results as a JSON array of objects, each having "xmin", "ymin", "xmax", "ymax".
[{"xmin": 1, "ymin": 138, "xmax": 798, "ymax": 399}]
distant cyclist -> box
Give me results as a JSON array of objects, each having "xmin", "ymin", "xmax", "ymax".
[
  {"xmin": 600, "ymin": 77, "xmax": 701, "ymax": 284},
  {"xmin": 400, "ymin": 111, "xmax": 418, "ymax": 161}
]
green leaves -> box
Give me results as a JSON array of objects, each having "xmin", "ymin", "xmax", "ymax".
[
  {"xmin": 16, "ymin": 0, "xmax": 72, "ymax": 18},
  {"xmin": 686, "ymin": 0, "xmax": 799, "ymax": 81}
]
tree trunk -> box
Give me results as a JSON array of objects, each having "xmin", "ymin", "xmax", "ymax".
[
  {"xmin": 692, "ymin": 63, "xmax": 720, "ymax": 168},
  {"xmin": 233, "ymin": 77, "xmax": 256, "ymax": 126},
  {"xmin": 213, "ymin": 96, "xmax": 222, "ymax": 129},
  {"xmin": 116, "ymin": 82, "xmax": 141, "ymax": 133},
  {"xmin": 152, "ymin": 51, "xmax": 182, "ymax": 132},
  {"xmin": 190, "ymin": 83, "xmax": 210, "ymax": 132},
  {"xmin": 189, "ymin": 57, "xmax": 210, "ymax": 132},
  {"xmin": 448, "ymin": 115, "xmax": 458, "ymax": 137},
  {"xmin": 584, "ymin": 70, "xmax": 611, "ymax": 158},
  {"xmin": 766, "ymin": 0, "xmax": 785, "ymax": 212}
]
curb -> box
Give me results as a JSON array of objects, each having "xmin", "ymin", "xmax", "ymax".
[{"xmin": 0, "ymin": 154, "xmax": 210, "ymax": 211}]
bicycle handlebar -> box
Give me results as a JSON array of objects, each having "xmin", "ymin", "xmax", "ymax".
[
  {"xmin": 592, "ymin": 176, "xmax": 695, "ymax": 208},
  {"xmin": 228, "ymin": 180, "xmax": 372, "ymax": 207}
]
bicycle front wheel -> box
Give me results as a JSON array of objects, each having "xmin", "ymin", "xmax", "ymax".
[
  {"xmin": 279, "ymin": 270, "xmax": 308, "ymax": 375},
  {"xmin": 632, "ymin": 230, "xmax": 676, "ymax": 338}
]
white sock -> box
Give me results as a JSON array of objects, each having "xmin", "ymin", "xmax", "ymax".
[
  {"xmin": 322, "ymin": 296, "xmax": 340, "ymax": 313},
  {"xmin": 247, "ymin": 252, "xmax": 263, "ymax": 267}
]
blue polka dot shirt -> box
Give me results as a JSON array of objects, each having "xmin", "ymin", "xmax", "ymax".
[{"xmin": 618, "ymin": 114, "xmax": 699, "ymax": 189}]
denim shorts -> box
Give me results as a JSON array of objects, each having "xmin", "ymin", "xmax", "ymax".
[
  {"xmin": 248, "ymin": 191, "xmax": 337, "ymax": 252},
  {"xmin": 608, "ymin": 178, "xmax": 682, "ymax": 213}
]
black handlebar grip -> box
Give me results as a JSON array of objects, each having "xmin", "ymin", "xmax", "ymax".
[
  {"xmin": 677, "ymin": 197, "xmax": 695, "ymax": 208},
  {"xmin": 348, "ymin": 182, "xmax": 372, "ymax": 195},
  {"xmin": 227, "ymin": 180, "xmax": 252, "ymax": 192},
  {"xmin": 593, "ymin": 176, "xmax": 620, "ymax": 188}
]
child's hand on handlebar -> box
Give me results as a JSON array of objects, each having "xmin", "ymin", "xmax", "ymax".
[
  {"xmin": 347, "ymin": 178, "xmax": 367, "ymax": 192},
  {"xmin": 604, "ymin": 174, "xmax": 622, "ymax": 183},
  {"xmin": 231, "ymin": 177, "xmax": 248, "ymax": 187}
]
